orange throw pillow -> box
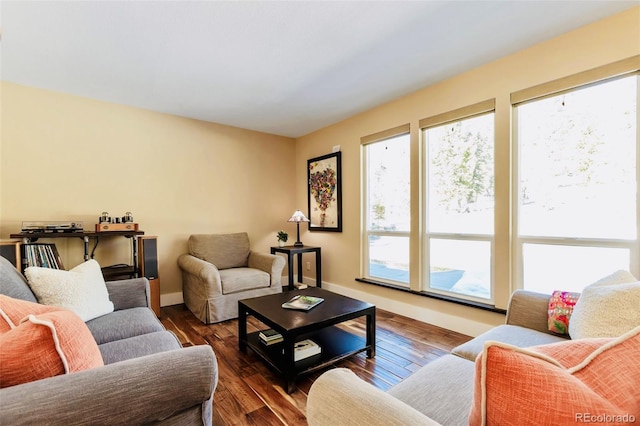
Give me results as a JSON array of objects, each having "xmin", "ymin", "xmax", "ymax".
[
  {"xmin": 0, "ymin": 295, "xmax": 59, "ymax": 333},
  {"xmin": 469, "ymin": 327, "xmax": 640, "ymax": 425},
  {"xmin": 0, "ymin": 296, "xmax": 104, "ymax": 388}
]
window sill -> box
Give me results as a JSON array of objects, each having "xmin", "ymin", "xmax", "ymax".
[{"xmin": 355, "ymin": 277, "xmax": 507, "ymax": 314}]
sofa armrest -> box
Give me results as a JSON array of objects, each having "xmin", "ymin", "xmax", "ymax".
[
  {"xmin": 0, "ymin": 345, "xmax": 217, "ymax": 426},
  {"xmin": 248, "ymin": 252, "xmax": 285, "ymax": 288},
  {"xmin": 505, "ymin": 289, "xmax": 554, "ymax": 334},
  {"xmin": 105, "ymin": 277, "xmax": 150, "ymax": 310},
  {"xmin": 307, "ymin": 369, "xmax": 440, "ymax": 426},
  {"xmin": 178, "ymin": 254, "xmax": 223, "ymax": 295}
]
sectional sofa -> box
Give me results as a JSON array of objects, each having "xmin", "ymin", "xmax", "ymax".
[
  {"xmin": 0, "ymin": 256, "xmax": 218, "ymax": 425},
  {"xmin": 307, "ymin": 281, "xmax": 640, "ymax": 425}
]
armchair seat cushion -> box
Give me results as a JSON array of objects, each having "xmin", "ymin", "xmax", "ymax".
[{"xmin": 220, "ymin": 268, "xmax": 270, "ymax": 294}]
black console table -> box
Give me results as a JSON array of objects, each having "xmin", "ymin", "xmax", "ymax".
[
  {"xmin": 270, "ymin": 245, "xmax": 321, "ymax": 290},
  {"xmin": 10, "ymin": 230, "xmax": 145, "ymax": 279}
]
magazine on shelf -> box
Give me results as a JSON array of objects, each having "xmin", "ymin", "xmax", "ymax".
[
  {"xmin": 282, "ymin": 294, "xmax": 324, "ymax": 311},
  {"xmin": 293, "ymin": 339, "xmax": 321, "ymax": 361}
]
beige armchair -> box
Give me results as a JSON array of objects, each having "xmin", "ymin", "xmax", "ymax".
[{"xmin": 178, "ymin": 233, "xmax": 286, "ymax": 323}]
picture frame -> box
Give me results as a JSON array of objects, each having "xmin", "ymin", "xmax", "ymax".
[{"xmin": 307, "ymin": 151, "xmax": 342, "ymax": 232}]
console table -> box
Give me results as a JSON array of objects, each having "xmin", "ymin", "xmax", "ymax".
[
  {"xmin": 270, "ymin": 245, "xmax": 321, "ymax": 290},
  {"xmin": 10, "ymin": 230, "xmax": 145, "ymax": 279}
]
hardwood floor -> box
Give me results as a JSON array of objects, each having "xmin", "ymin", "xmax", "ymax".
[{"xmin": 161, "ymin": 303, "xmax": 472, "ymax": 426}]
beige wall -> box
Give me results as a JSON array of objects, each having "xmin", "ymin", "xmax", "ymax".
[
  {"xmin": 0, "ymin": 82, "xmax": 296, "ymax": 303},
  {"xmin": 294, "ymin": 7, "xmax": 640, "ymax": 336},
  {"xmin": 1, "ymin": 7, "xmax": 638, "ymax": 336}
]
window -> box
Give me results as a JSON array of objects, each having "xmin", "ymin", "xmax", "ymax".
[
  {"xmin": 362, "ymin": 126, "xmax": 411, "ymax": 286},
  {"xmin": 421, "ymin": 101, "xmax": 495, "ymax": 301},
  {"xmin": 514, "ymin": 74, "xmax": 638, "ymax": 293}
]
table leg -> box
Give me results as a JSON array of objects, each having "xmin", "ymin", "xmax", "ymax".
[
  {"xmin": 287, "ymin": 253, "xmax": 294, "ymax": 290},
  {"xmin": 238, "ymin": 305, "xmax": 247, "ymax": 352},
  {"xmin": 366, "ymin": 308, "xmax": 376, "ymax": 358},
  {"xmin": 83, "ymin": 236, "xmax": 90, "ymax": 261},
  {"xmin": 283, "ymin": 338, "xmax": 296, "ymax": 393},
  {"xmin": 315, "ymin": 249, "xmax": 322, "ymax": 288},
  {"xmin": 132, "ymin": 236, "xmax": 139, "ymax": 278},
  {"xmin": 286, "ymin": 378, "xmax": 296, "ymax": 394},
  {"xmin": 296, "ymin": 253, "xmax": 303, "ymax": 284}
]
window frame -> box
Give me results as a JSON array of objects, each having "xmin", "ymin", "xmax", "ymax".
[
  {"xmin": 361, "ymin": 124, "xmax": 411, "ymax": 287},
  {"xmin": 512, "ymin": 70, "xmax": 640, "ymax": 291},
  {"xmin": 420, "ymin": 99, "xmax": 497, "ymax": 304}
]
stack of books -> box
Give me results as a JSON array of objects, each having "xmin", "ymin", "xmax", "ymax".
[
  {"xmin": 294, "ymin": 339, "xmax": 321, "ymax": 362},
  {"xmin": 259, "ymin": 329, "xmax": 283, "ymax": 346}
]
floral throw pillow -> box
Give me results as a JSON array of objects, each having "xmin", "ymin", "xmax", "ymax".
[{"xmin": 548, "ymin": 290, "xmax": 580, "ymax": 335}]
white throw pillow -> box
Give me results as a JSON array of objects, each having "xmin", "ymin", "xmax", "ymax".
[
  {"xmin": 569, "ymin": 270, "xmax": 640, "ymax": 340},
  {"xmin": 24, "ymin": 259, "xmax": 114, "ymax": 322}
]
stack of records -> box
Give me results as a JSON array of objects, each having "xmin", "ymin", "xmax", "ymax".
[{"xmin": 259, "ymin": 329, "xmax": 283, "ymax": 346}]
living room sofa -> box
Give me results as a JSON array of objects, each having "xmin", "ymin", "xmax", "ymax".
[
  {"xmin": 307, "ymin": 286, "xmax": 640, "ymax": 425},
  {"xmin": 0, "ymin": 256, "xmax": 218, "ymax": 425}
]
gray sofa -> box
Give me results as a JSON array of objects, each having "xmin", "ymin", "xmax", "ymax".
[
  {"xmin": 0, "ymin": 256, "xmax": 218, "ymax": 425},
  {"xmin": 307, "ymin": 289, "xmax": 568, "ymax": 426}
]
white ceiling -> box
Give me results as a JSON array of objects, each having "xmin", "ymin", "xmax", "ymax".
[{"xmin": 1, "ymin": 1, "xmax": 637, "ymax": 138}]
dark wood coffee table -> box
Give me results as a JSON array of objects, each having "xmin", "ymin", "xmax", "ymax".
[{"xmin": 238, "ymin": 287, "xmax": 376, "ymax": 393}]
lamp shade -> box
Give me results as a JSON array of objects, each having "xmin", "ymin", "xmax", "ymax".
[{"xmin": 287, "ymin": 210, "xmax": 309, "ymax": 223}]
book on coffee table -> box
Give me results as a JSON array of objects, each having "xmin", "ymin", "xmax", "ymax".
[
  {"xmin": 293, "ymin": 339, "xmax": 321, "ymax": 361},
  {"xmin": 282, "ymin": 295, "xmax": 324, "ymax": 311},
  {"xmin": 259, "ymin": 329, "xmax": 283, "ymax": 345}
]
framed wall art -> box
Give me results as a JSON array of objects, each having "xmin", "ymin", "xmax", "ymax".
[{"xmin": 307, "ymin": 151, "xmax": 342, "ymax": 232}]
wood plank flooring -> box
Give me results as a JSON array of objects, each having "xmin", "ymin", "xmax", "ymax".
[{"xmin": 161, "ymin": 304, "xmax": 472, "ymax": 426}]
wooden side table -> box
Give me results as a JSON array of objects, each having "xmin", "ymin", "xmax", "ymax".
[{"xmin": 270, "ymin": 245, "xmax": 321, "ymax": 290}]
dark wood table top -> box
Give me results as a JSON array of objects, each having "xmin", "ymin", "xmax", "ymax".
[{"xmin": 239, "ymin": 287, "xmax": 374, "ymax": 332}]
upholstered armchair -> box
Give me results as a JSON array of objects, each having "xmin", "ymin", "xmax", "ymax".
[{"xmin": 178, "ymin": 233, "xmax": 286, "ymax": 324}]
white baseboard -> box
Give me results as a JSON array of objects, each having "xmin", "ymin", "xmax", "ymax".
[
  {"xmin": 301, "ymin": 276, "xmax": 503, "ymax": 338},
  {"xmin": 161, "ymin": 291, "xmax": 184, "ymax": 307},
  {"xmin": 163, "ymin": 275, "xmax": 502, "ymax": 337}
]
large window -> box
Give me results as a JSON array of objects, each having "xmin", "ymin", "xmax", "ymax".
[
  {"xmin": 514, "ymin": 74, "xmax": 638, "ymax": 293},
  {"xmin": 359, "ymin": 60, "xmax": 638, "ymax": 309},
  {"xmin": 422, "ymin": 101, "xmax": 495, "ymax": 301},
  {"xmin": 362, "ymin": 127, "xmax": 411, "ymax": 286}
]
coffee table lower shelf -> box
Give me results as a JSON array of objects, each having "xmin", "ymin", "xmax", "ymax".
[{"xmin": 246, "ymin": 326, "xmax": 367, "ymax": 379}]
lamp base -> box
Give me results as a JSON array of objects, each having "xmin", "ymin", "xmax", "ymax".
[{"xmin": 293, "ymin": 241, "xmax": 303, "ymax": 247}]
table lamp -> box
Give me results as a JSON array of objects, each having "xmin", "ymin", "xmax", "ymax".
[{"xmin": 287, "ymin": 210, "xmax": 310, "ymax": 247}]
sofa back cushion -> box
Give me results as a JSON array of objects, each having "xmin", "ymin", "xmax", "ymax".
[
  {"xmin": 0, "ymin": 295, "xmax": 104, "ymax": 388},
  {"xmin": 469, "ymin": 326, "xmax": 640, "ymax": 425},
  {"xmin": 188, "ymin": 233, "xmax": 250, "ymax": 270},
  {"xmin": 569, "ymin": 270, "xmax": 639, "ymax": 340},
  {"xmin": 0, "ymin": 256, "xmax": 38, "ymax": 303}
]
